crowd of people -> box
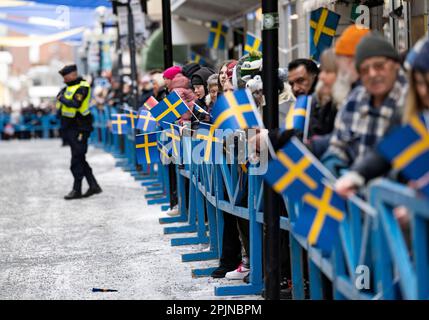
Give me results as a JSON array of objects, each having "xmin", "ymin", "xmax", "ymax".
[
  {"xmin": 0, "ymin": 103, "xmax": 60, "ymax": 140},
  {"xmin": 5, "ymin": 22, "xmax": 428, "ymax": 298},
  {"xmin": 87, "ymin": 25, "xmax": 429, "ymax": 298}
]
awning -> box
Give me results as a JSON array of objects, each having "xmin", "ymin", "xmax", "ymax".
[
  {"xmin": 18, "ymin": 0, "xmax": 111, "ymax": 8},
  {"xmin": 171, "ymin": 0, "xmax": 260, "ymax": 22}
]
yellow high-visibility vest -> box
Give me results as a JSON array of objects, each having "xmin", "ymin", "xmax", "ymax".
[{"xmin": 58, "ymin": 80, "xmax": 91, "ymax": 118}]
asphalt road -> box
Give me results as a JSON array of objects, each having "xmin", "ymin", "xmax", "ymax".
[{"xmin": 0, "ymin": 139, "xmax": 259, "ymax": 300}]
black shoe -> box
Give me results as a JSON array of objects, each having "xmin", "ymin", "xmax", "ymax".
[
  {"xmin": 211, "ymin": 266, "xmax": 236, "ymax": 279},
  {"xmin": 64, "ymin": 190, "xmax": 82, "ymax": 200},
  {"xmin": 82, "ymin": 185, "xmax": 102, "ymax": 198}
]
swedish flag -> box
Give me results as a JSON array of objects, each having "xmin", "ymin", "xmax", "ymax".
[
  {"xmin": 149, "ymin": 91, "xmax": 189, "ymax": 129},
  {"xmin": 211, "ymin": 89, "xmax": 261, "ymax": 131},
  {"xmin": 264, "ymin": 138, "xmax": 325, "ymax": 201},
  {"xmin": 161, "ymin": 122, "xmax": 182, "ymax": 161},
  {"xmin": 158, "ymin": 141, "xmax": 172, "ymax": 164},
  {"xmin": 124, "ymin": 108, "xmax": 138, "ymax": 129},
  {"xmin": 195, "ymin": 122, "xmax": 223, "ymax": 163},
  {"xmin": 284, "ymin": 95, "xmax": 310, "ymax": 131},
  {"xmin": 191, "ymin": 52, "xmax": 206, "ymax": 66},
  {"xmin": 244, "ymin": 33, "xmax": 262, "ymax": 55},
  {"xmin": 294, "ymin": 184, "xmax": 346, "ymax": 253},
  {"xmin": 208, "ymin": 21, "xmax": 228, "ymax": 50},
  {"xmin": 111, "ymin": 114, "xmax": 128, "ymax": 135},
  {"xmin": 194, "ymin": 103, "xmax": 209, "ymax": 115},
  {"xmin": 136, "ymin": 109, "xmax": 157, "ymax": 132},
  {"xmin": 310, "ymin": 7, "xmax": 340, "ymax": 61},
  {"xmin": 378, "ymin": 114, "xmax": 429, "ymax": 198},
  {"xmin": 135, "ymin": 132, "xmax": 160, "ymax": 165}
]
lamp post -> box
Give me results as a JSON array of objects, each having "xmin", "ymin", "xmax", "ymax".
[
  {"xmin": 162, "ymin": 0, "xmax": 173, "ymax": 69},
  {"xmin": 262, "ymin": 0, "xmax": 280, "ymax": 300}
]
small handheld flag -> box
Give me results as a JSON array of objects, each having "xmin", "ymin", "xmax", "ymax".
[
  {"xmin": 191, "ymin": 52, "xmax": 206, "ymax": 65},
  {"xmin": 124, "ymin": 108, "xmax": 138, "ymax": 129},
  {"xmin": 264, "ymin": 138, "xmax": 325, "ymax": 201},
  {"xmin": 110, "ymin": 114, "xmax": 128, "ymax": 135},
  {"xmin": 162, "ymin": 122, "xmax": 182, "ymax": 161},
  {"xmin": 244, "ymin": 32, "xmax": 262, "ymax": 55},
  {"xmin": 310, "ymin": 7, "xmax": 340, "ymax": 61},
  {"xmin": 149, "ymin": 91, "xmax": 189, "ymax": 129},
  {"xmin": 285, "ymin": 95, "xmax": 310, "ymax": 132},
  {"xmin": 136, "ymin": 109, "xmax": 157, "ymax": 132},
  {"xmin": 208, "ymin": 21, "xmax": 228, "ymax": 50},
  {"xmin": 378, "ymin": 114, "xmax": 429, "ymax": 198},
  {"xmin": 194, "ymin": 122, "xmax": 223, "ymax": 163},
  {"xmin": 143, "ymin": 96, "xmax": 158, "ymax": 110},
  {"xmin": 294, "ymin": 184, "xmax": 346, "ymax": 253},
  {"xmin": 135, "ymin": 132, "xmax": 160, "ymax": 165},
  {"xmin": 211, "ymin": 89, "xmax": 262, "ymax": 131},
  {"xmin": 194, "ymin": 103, "xmax": 209, "ymax": 115}
]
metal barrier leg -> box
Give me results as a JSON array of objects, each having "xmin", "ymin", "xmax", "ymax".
[{"xmin": 171, "ymin": 171, "xmax": 209, "ymax": 246}]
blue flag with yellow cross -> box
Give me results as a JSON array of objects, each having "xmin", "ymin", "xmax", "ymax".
[
  {"xmin": 310, "ymin": 7, "xmax": 340, "ymax": 61},
  {"xmin": 208, "ymin": 21, "xmax": 228, "ymax": 50},
  {"xmin": 264, "ymin": 138, "xmax": 325, "ymax": 201},
  {"xmin": 194, "ymin": 122, "xmax": 223, "ymax": 164},
  {"xmin": 135, "ymin": 132, "xmax": 160, "ymax": 165},
  {"xmin": 293, "ymin": 184, "xmax": 346, "ymax": 253},
  {"xmin": 161, "ymin": 122, "xmax": 182, "ymax": 162},
  {"xmin": 136, "ymin": 109, "xmax": 157, "ymax": 132},
  {"xmin": 284, "ymin": 95, "xmax": 310, "ymax": 131},
  {"xmin": 211, "ymin": 89, "xmax": 262, "ymax": 131},
  {"xmin": 244, "ymin": 32, "xmax": 262, "ymax": 55},
  {"xmin": 149, "ymin": 91, "xmax": 189, "ymax": 129},
  {"xmin": 110, "ymin": 114, "xmax": 128, "ymax": 135},
  {"xmin": 378, "ymin": 114, "xmax": 429, "ymax": 198},
  {"xmin": 191, "ymin": 52, "xmax": 206, "ymax": 66},
  {"xmin": 123, "ymin": 108, "xmax": 138, "ymax": 130}
]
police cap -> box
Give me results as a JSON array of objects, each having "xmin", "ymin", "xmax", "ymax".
[{"xmin": 58, "ymin": 64, "xmax": 77, "ymax": 76}]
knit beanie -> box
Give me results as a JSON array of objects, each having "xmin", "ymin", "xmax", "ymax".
[
  {"xmin": 404, "ymin": 36, "xmax": 428, "ymax": 71},
  {"xmin": 412, "ymin": 39, "xmax": 429, "ymax": 73},
  {"xmin": 335, "ymin": 24, "xmax": 370, "ymax": 57},
  {"xmin": 355, "ymin": 33, "xmax": 401, "ymax": 70},
  {"xmin": 240, "ymin": 51, "xmax": 263, "ymax": 80},
  {"xmin": 182, "ymin": 62, "xmax": 201, "ymax": 79},
  {"xmin": 163, "ymin": 66, "xmax": 182, "ymax": 80},
  {"xmin": 191, "ymin": 67, "xmax": 215, "ymax": 95}
]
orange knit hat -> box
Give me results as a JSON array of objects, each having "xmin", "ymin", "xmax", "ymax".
[{"xmin": 335, "ymin": 24, "xmax": 370, "ymax": 57}]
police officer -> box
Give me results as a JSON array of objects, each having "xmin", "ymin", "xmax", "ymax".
[{"xmin": 57, "ymin": 64, "xmax": 102, "ymax": 200}]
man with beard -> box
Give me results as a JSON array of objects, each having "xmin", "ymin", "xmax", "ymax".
[
  {"xmin": 287, "ymin": 58, "xmax": 319, "ymax": 98},
  {"xmin": 332, "ymin": 24, "xmax": 370, "ymax": 105},
  {"xmin": 322, "ymin": 33, "xmax": 408, "ymax": 176}
]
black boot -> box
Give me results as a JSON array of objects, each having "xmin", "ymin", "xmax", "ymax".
[
  {"xmin": 64, "ymin": 190, "xmax": 82, "ymax": 200},
  {"xmin": 82, "ymin": 185, "xmax": 103, "ymax": 198}
]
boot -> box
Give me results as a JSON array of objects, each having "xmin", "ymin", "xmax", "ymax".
[
  {"xmin": 64, "ymin": 190, "xmax": 82, "ymax": 200},
  {"xmin": 82, "ymin": 184, "xmax": 103, "ymax": 198}
]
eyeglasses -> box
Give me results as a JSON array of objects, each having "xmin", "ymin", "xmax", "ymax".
[{"xmin": 359, "ymin": 59, "xmax": 389, "ymax": 76}]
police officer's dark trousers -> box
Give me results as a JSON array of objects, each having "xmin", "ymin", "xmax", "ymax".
[{"xmin": 66, "ymin": 129, "xmax": 98, "ymax": 192}]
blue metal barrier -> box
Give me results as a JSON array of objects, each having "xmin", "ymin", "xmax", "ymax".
[
  {"xmin": 0, "ymin": 113, "xmax": 60, "ymax": 139},
  {"xmin": 93, "ymin": 112, "xmax": 429, "ymax": 300}
]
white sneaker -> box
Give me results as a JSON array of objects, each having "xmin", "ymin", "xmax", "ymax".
[
  {"xmin": 225, "ymin": 263, "xmax": 250, "ymax": 280},
  {"xmin": 166, "ymin": 206, "xmax": 180, "ymax": 217}
]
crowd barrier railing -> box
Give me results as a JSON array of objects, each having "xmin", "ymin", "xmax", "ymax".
[
  {"xmin": 91, "ymin": 110, "xmax": 429, "ymax": 300},
  {"xmin": 0, "ymin": 113, "xmax": 61, "ymax": 140}
]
